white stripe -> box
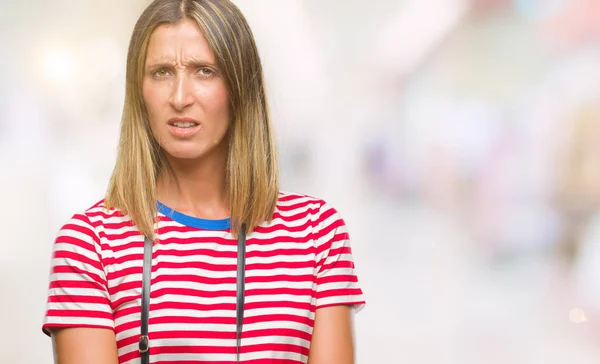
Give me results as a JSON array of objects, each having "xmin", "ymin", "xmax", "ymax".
[
  {"xmin": 44, "ymin": 315, "xmax": 114, "ymax": 329},
  {"xmin": 46, "ymin": 301, "xmax": 110, "ymax": 312},
  {"xmin": 47, "ymin": 286, "xmax": 108, "ymax": 298}
]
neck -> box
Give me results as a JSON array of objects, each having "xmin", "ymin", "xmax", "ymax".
[{"xmin": 157, "ymin": 148, "xmax": 230, "ymax": 220}]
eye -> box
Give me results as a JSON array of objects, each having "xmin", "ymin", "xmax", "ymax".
[
  {"xmin": 198, "ymin": 67, "xmax": 214, "ymax": 77},
  {"xmin": 152, "ymin": 69, "xmax": 170, "ymax": 78}
]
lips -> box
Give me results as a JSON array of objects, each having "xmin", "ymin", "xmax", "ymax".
[
  {"xmin": 166, "ymin": 117, "xmax": 201, "ymax": 138},
  {"xmin": 172, "ymin": 121, "xmax": 197, "ymax": 128},
  {"xmin": 168, "ymin": 117, "xmax": 199, "ymax": 128}
]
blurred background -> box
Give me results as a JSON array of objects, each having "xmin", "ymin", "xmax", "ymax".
[{"xmin": 2, "ymin": 0, "xmax": 600, "ymax": 362}]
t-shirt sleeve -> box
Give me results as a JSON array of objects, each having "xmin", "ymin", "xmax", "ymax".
[
  {"xmin": 314, "ymin": 202, "xmax": 366, "ymax": 312},
  {"xmin": 42, "ymin": 212, "xmax": 114, "ymax": 336}
]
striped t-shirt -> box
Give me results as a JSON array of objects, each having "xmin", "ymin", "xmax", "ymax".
[{"xmin": 42, "ymin": 191, "xmax": 365, "ymax": 363}]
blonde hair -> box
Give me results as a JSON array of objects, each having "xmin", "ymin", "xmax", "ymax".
[{"xmin": 105, "ymin": 0, "xmax": 279, "ymax": 239}]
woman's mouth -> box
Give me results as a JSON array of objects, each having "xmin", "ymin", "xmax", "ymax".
[
  {"xmin": 171, "ymin": 121, "xmax": 198, "ymax": 128},
  {"xmin": 167, "ymin": 117, "xmax": 201, "ymax": 137}
]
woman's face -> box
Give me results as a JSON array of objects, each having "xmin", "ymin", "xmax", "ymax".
[{"xmin": 143, "ymin": 19, "xmax": 230, "ymax": 162}]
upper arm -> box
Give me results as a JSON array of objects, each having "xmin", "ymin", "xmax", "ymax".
[
  {"xmin": 51, "ymin": 327, "xmax": 119, "ymax": 364},
  {"xmin": 308, "ymin": 305, "xmax": 355, "ymax": 364},
  {"xmin": 308, "ymin": 201, "xmax": 365, "ymax": 363},
  {"xmin": 43, "ymin": 213, "xmax": 117, "ymax": 362}
]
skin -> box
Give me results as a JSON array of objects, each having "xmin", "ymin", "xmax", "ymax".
[
  {"xmin": 308, "ymin": 305, "xmax": 356, "ymax": 364},
  {"xmin": 51, "ymin": 19, "xmax": 356, "ymax": 364}
]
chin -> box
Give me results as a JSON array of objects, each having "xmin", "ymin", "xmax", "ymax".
[
  {"xmin": 162, "ymin": 141, "xmax": 225, "ymax": 162},
  {"xmin": 164, "ymin": 147, "xmax": 208, "ymax": 160}
]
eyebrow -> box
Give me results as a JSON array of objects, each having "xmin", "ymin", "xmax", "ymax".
[{"xmin": 145, "ymin": 59, "xmax": 217, "ymax": 70}]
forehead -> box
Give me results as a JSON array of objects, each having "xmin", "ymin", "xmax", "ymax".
[{"xmin": 145, "ymin": 19, "xmax": 215, "ymax": 63}]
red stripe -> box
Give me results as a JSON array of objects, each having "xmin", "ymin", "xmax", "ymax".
[
  {"xmin": 106, "ymin": 266, "xmax": 142, "ymax": 283},
  {"xmin": 247, "ymin": 248, "xmax": 316, "ymax": 259},
  {"xmin": 153, "ymin": 261, "xmax": 235, "ymax": 272},
  {"xmin": 117, "ymin": 350, "xmax": 141, "ymax": 364},
  {"xmin": 253, "ymin": 219, "xmax": 313, "ymax": 234},
  {"xmin": 152, "ymin": 345, "xmax": 234, "ymax": 355},
  {"xmin": 151, "ymin": 287, "xmax": 235, "ymax": 299},
  {"xmin": 271, "ymin": 207, "xmax": 318, "ymax": 223},
  {"xmin": 244, "ymin": 343, "xmax": 309, "ymax": 356},
  {"xmin": 328, "ymin": 245, "xmax": 352, "ymax": 256},
  {"xmin": 245, "ymin": 288, "xmax": 314, "ymax": 297},
  {"xmin": 100, "ymin": 238, "xmax": 142, "ymax": 254},
  {"xmin": 97, "ymin": 229, "xmax": 140, "ymax": 242},
  {"xmin": 152, "ymin": 315, "xmax": 235, "ymax": 326},
  {"xmin": 110, "ymin": 294, "xmax": 140, "ymax": 312},
  {"xmin": 245, "ymin": 261, "xmax": 315, "ymax": 270},
  {"xmin": 52, "ymin": 265, "xmax": 106, "ymax": 287},
  {"xmin": 314, "ymin": 205, "xmax": 335, "ymax": 223},
  {"xmin": 246, "ymin": 274, "xmax": 315, "ymax": 284},
  {"xmin": 49, "ymin": 280, "xmax": 105, "ymax": 290},
  {"xmin": 109, "ymin": 280, "xmax": 142, "ymax": 295},
  {"xmin": 103, "ymin": 253, "xmax": 144, "ymax": 266},
  {"xmin": 238, "ymin": 360, "xmax": 304, "ymax": 364},
  {"xmin": 313, "ymin": 219, "xmax": 346, "ymax": 242},
  {"xmin": 316, "ymin": 300, "xmax": 366, "ymax": 310},
  {"xmin": 96, "ymin": 221, "xmax": 136, "ymax": 231},
  {"xmin": 245, "ymin": 300, "xmax": 313, "ymax": 312},
  {"xmin": 248, "ymin": 236, "xmax": 312, "ymax": 246},
  {"xmin": 154, "ymin": 248, "xmax": 236, "ymax": 259},
  {"xmin": 159, "ymin": 235, "xmax": 236, "ymax": 246},
  {"xmin": 243, "ymin": 327, "xmax": 312, "ymax": 341},
  {"xmin": 315, "ymin": 233, "xmax": 349, "ymax": 257},
  {"xmin": 315, "ymin": 288, "xmax": 363, "ymax": 299},
  {"xmin": 276, "ymin": 199, "xmax": 321, "ymax": 212},
  {"xmin": 86, "ymin": 209, "xmax": 122, "ymax": 220},
  {"xmin": 59, "ymin": 222, "xmax": 100, "ymax": 245},
  {"xmin": 319, "ymin": 260, "xmax": 355, "ymax": 272},
  {"xmin": 153, "ymin": 274, "xmax": 235, "ymax": 285},
  {"xmin": 244, "ymin": 313, "xmax": 313, "ymax": 326},
  {"xmin": 146, "ymin": 343, "xmax": 308, "ymax": 356},
  {"xmin": 54, "ymin": 233, "xmax": 97, "ymax": 254},
  {"xmin": 53, "ymin": 250, "xmax": 105, "ymax": 273},
  {"xmin": 316, "ymin": 245, "xmax": 352, "ymax": 268},
  {"xmin": 153, "ymin": 359, "xmax": 303, "ymax": 364},
  {"xmin": 114, "ymin": 317, "xmax": 143, "ymax": 333}
]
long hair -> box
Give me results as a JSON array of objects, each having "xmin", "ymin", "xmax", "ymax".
[{"xmin": 105, "ymin": 0, "xmax": 279, "ymax": 239}]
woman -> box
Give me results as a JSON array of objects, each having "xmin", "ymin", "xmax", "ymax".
[{"xmin": 42, "ymin": 0, "xmax": 365, "ymax": 363}]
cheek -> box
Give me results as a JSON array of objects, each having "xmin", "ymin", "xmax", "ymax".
[
  {"xmin": 142, "ymin": 83, "xmax": 166, "ymax": 133},
  {"xmin": 214, "ymin": 85, "xmax": 229, "ymax": 110},
  {"xmin": 204, "ymin": 85, "xmax": 230, "ymax": 123},
  {"xmin": 142, "ymin": 83, "xmax": 158, "ymax": 117}
]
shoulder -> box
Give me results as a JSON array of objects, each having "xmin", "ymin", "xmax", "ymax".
[
  {"xmin": 57, "ymin": 199, "xmax": 134, "ymax": 239},
  {"xmin": 275, "ymin": 190, "xmax": 345, "ymax": 227}
]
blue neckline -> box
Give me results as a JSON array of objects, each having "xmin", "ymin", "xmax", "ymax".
[{"xmin": 156, "ymin": 201, "xmax": 231, "ymax": 230}]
